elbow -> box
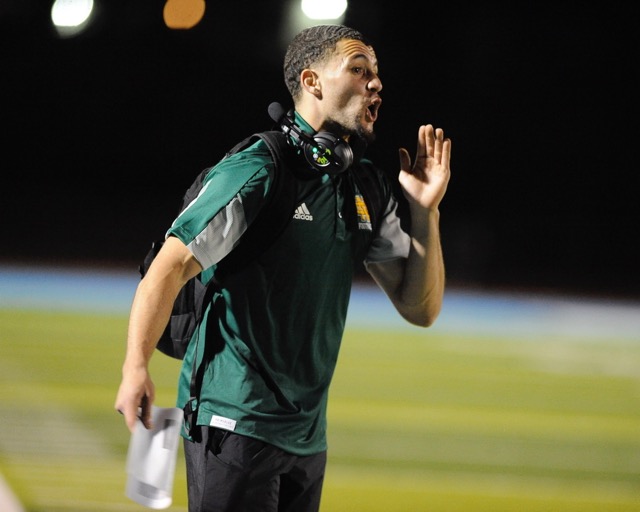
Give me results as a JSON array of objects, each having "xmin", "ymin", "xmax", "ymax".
[
  {"xmin": 415, "ymin": 313, "xmax": 438, "ymax": 328},
  {"xmin": 399, "ymin": 301, "xmax": 442, "ymax": 328}
]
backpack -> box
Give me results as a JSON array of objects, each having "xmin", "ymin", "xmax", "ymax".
[{"xmin": 139, "ymin": 130, "xmax": 388, "ymax": 360}]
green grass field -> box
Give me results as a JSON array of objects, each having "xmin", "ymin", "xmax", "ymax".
[{"xmin": 1, "ymin": 309, "xmax": 639, "ymax": 511}]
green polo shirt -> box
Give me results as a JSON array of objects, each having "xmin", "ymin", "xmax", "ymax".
[{"xmin": 167, "ymin": 116, "xmax": 409, "ymax": 455}]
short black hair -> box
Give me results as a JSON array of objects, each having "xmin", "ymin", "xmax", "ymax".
[{"xmin": 283, "ymin": 24, "xmax": 367, "ymax": 100}]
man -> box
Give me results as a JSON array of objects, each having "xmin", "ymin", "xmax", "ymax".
[{"xmin": 115, "ymin": 24, "xmax": 451, "ymax": 511}]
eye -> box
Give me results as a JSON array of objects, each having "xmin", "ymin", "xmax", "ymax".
[{"xmin": 352, "ymin": 66, "xmax": 364, "ymax": 75}]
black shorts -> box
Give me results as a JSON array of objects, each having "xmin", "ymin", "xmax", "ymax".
[{"xmin": 184, "ymin": 426, "xmax": 327, "ymax": 512}]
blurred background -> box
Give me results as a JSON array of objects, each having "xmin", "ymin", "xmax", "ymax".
[
  {"xmin": 1, "ymin": 0, "xmax": 639, "ymax": 299},
  {"xmin": 1, "ymin": 3, "xmax": 640, "ymax": 511}
]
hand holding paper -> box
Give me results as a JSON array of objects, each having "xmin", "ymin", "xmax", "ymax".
[{"xmin": 125, "ymin": 406, "xmax": 183, "ymax": 509}]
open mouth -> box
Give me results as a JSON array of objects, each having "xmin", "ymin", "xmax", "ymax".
[{"xmin": 366, "ymin": 100, "xmax": 381, "ymax": 122}]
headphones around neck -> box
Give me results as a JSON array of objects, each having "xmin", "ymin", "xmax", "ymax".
[{"xmin": 268, "ymin": 102, "xmax": 353, "ymax": 175}]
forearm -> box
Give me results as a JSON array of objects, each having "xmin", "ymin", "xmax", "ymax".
[
  {"xmin": 383, "ymin": 121, "xmax": 449, "ymax": 326},
  {"xmin": 401, "ymin": 207, "xmax": 445, "ymax": 325},
  {"xmin": 367, "ymin": 207, "xmax": 445, "ymax": 327},
  {"xmin": 116, "ymin": 237, "xmax": 199, "ymax": 430},
  {"xmin": 122, "ymin": 276, "xmax": 178, "ymax": 371}
]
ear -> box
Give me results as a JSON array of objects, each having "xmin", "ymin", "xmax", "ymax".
[{"xmin": 301, "ymin": 69, "xmax": 321, "ymax": 97}]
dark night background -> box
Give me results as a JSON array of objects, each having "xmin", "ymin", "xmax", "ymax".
[{"xmin": 1, "ymin": 1, "xmax": 639, "ymax": 299}]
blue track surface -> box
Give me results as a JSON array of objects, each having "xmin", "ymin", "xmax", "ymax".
[{"xmin": 1, "ymin": 264, "xmax": 639, "ymax": 341}]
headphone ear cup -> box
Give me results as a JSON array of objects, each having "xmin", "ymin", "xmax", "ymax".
[{"xmin": 303, "ymin": 132, "xmax": 353, "ymax": 175}]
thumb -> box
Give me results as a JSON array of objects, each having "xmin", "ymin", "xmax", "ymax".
[
  {"xmin": 398, "ymin": 147, "xmax": 411, "ymax": 174},
  {"xmin": 139, "ymin": 394, "xmax": 154, "ymax": 430}
]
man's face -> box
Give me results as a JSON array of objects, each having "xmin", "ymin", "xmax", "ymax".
[{"xmin": 312, "ymin": 39, "xmax": 383, "ymax": 142}]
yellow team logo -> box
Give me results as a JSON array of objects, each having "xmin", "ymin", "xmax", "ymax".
[{"xmin": 355, "ymin": 194, "xmax": 372, "ymax": 231}]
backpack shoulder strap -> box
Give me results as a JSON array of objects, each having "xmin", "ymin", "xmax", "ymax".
[
  {"xmin": 179, "ymin": 166, "xmax": 214, "ymax": 213},
  {"xmin": 212, "ymin": 130, "xmax": 298, "ymax": 282},
  {"xmin": 180, "ymin": 130, "xmax": 288, "ymax": 215}
]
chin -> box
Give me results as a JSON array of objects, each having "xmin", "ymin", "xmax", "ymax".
[{"xmin": 356, "ymin": 125, "xmax": 376, "ymax": 145}]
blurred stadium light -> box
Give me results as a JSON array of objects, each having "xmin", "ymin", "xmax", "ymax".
[
  {"xmin": 50, "ymin": 0, "xmax": 94, "ymax": 37},
  {"xmin": 301, "ymin": 0, "xmax": 347, "ymax": 20},
  {"xmin": 46, "ymin": 1, "xmax": 349, "ymax": 38},
  {"xmin": 163, "ymin": 0, "xmax": 206, "ymax": 30},
  {"xmin": 280, "ymin": 0, "xmax": 350, "ymax": 51}
]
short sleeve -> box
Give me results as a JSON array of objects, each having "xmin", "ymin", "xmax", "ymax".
[{"xmin": 364, "ymin": 196, "xmax": 410, "ymax": 266}]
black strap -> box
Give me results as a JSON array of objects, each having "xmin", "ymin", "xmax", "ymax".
[{"xmin": 213, "ymin": 131, "xmax": 296, "ymax": 282}]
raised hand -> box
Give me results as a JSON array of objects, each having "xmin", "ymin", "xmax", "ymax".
[{"xmin": 398, "ymin": 124, "xmax": 451, "ymax": 211}]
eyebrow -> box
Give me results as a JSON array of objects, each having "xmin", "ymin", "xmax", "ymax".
[{"xmin": 346, "ymin": 52, "xmax": 378, "ymax": 73}]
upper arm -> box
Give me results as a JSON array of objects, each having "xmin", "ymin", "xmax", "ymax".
[
  {"xmin": 126, "ymin": 236, "xmax": 204, "ymax": 354},
  {"xmin": 146, "ymin": 236, "xmax": 203, "ymax": 289},
  {"xmin": 366, "ymin": 257, "xmax": 405, "ymax": 302},
  {"xmin": 166, "ymin": 152, "xmax": 273, "ymax": 271}
]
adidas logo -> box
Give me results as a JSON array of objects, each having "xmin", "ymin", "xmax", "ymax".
[{"xmin": 293, "ymin": 202, "xmax": 313, "ymax": 221}]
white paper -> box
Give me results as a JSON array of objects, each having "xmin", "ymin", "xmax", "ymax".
[{"xmin": 125, "ymin": 406, "xmax": 183, "ymax": 509}]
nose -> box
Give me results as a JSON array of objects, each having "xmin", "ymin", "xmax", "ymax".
[{"xmin": 368, "ymin": 75, "xmax": 382, "ymax": 93}]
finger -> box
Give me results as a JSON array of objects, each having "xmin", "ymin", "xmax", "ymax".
[
  {"xmin": 414, "ymin": 125, "xmax": 427, "ymax": 163},
  {"xmin": 434, "ymin": 128, "xmax": 444, "ymax": 163},
  {"xmin": 123, "ymin": 403, "xmax": 140, "ymax": 432},
  {"xmin": 424, "ymin": 124, "xmax": 435, "ymax": 159},
  {"xmin": 442, "ymin": 137, "xmax": 452, "ymax": 168},
  {"xmin": 139, "ymin": 394, "xmax": 153, "ymax": 430},
  {"xmin": 114, "ymin": 396, "xmax": 133, "ymax": 427},
  {"xmin": 398, "ymin": 147, "xmax": 411, "ymax": 172}
]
